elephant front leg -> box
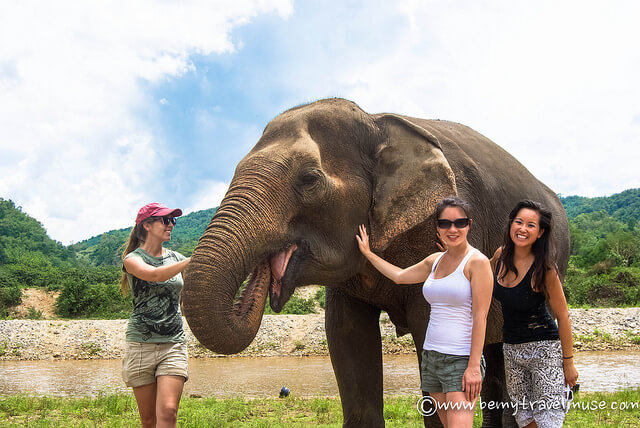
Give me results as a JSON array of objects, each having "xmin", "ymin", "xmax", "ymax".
[
  {"xmin": 481, "ymin": 343, "xmax": 518, "ymax": 428},
  {"xmin": 325, "ymin": 287, "xmax": 384, "ymax": 427}
]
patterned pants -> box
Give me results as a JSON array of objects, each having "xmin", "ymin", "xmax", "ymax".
[{"xmin": 503, "ymin": 340, "xmax": 567, "ymax": 428}]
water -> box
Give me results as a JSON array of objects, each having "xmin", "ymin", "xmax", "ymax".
[{"xmin": 0, "ymin": 351, "xmax": 638, "ymax": 398}]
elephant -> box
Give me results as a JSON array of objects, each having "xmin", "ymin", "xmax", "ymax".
[{"xmin": 182, "ymin": 98, "xmax": 570, "ymax": 427}]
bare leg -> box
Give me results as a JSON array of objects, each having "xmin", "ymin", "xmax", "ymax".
[
  {"xmin": 444, "ymin": 391, "xmax": 476, "ymax": 428},
  {"xmin": 429, "ymin": 392, "xmax": 449, "ymax": 427},
  {"xmin": 156, "ymin": 375, "xmax": 185, "ymax": 428},
  {"xmin": 132, "ymin": 382, "xmax": 157, "ymax": 428}
]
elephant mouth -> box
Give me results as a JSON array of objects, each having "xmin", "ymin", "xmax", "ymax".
[{"xmin": 235, "ymin": 243, "xmax": 300, "ymax": 316}]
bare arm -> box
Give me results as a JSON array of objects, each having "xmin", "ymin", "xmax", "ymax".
[
  {"xmin": 123, "ymin": 255, "xmax": 191, "ymax": 283},
  {"xmin": 462, "ymin": 253, "xmax": 494, "ymax": 401},
  {"xmin": 356, "ymin": 224, "xmax": 437, "ymax": 284},
  {"xmin": 546, "ymin": 269, "xmax": 579, "ymax": 387}
]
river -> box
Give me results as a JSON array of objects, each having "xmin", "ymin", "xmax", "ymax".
[{"xmin": 0, "ymin": 351, "xmax": 638, "ymax": 398}]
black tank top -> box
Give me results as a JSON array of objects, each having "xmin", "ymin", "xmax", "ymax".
[{"xmin": 493, "ymin": 261, "xmax": 559, "ymax": 344}]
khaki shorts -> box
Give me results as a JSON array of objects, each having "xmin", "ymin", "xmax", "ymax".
[
  {"xmin": 421, "ymin": 349, "xmax": 486, "ymax": 393},
  {"xmin": 122, "ymin": 341, "xmax": 188, "ymax": 388}
]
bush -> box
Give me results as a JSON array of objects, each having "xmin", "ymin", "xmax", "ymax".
[
  {"xmin": 264, "ymin": 294, "xmax": 317, "ymax": 315},
  {"xmin": 315, "ymin": 287, "xmax": 326, "ymax": 309},
  {"xmin": 0, "ymin": 285, "xmax": 22, "ymax": 316},
  {"xmin": 587, "ymin": 282, "xmax": 627, "ymax": 307},
  {"xmin": 282, "ymin": 294, "xmax": 317, "ymax": 314},
  {"xmin": 55, "ymin": 278, "xmax": 131, "ymax": 319},
  {"xmin": 564, "ymin": 266, "xmax": 640, "ymax": 307},
  {"xmin": 590, "ymin": 259, "xmax": 616, "ymax": 275},
  {"xmin": 0, "ymin": 266, "xmax": 19, "ymax": 288},
  {"xmin": 26, "ymin": 307, "xmax": 43, "ymax": 319}
]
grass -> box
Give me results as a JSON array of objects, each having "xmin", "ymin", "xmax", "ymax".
[
  {"xmin": 81, "ymin": 342, "xmax": 102, "ymax": 356},
  {"xmin": 26, "ymin": 307, "xmax": 43, "ymax": 320},
  {"xmin": 624, "ymin": 330, "xmax": 640, "ymax": 345},
  {"xmin": 573, "ymin": 328, "xmax": 629, "ymax": 346},
  {"xmin": 0, "ymin": 389, "xmax": 639, "ymax": 427}
]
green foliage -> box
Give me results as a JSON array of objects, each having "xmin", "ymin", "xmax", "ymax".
[
  {"xmin": 561, "ymin": 188, "xmax": 640, "ymax": 225},
  {"xmin": 70, "ymin": 207, "xmax": 217, "ymax": 265},
  {"xmin": 565, "ymin": 211, "xmax": 640, "ymax": 269},
  {"xmin": 561, "ymin": 192, "xmax": 640, "ymax": 307},
  {"xmin": 264, "ymin": 293, "xmax": 317, "ymax": 315},
  {"xmin": 0, "ymin": 198, "xmax": 75, "ymax": 265},
  {"xmin": 26, "ymin": 307, "xmax": 43, "ymax": 319},
  {"xmin": 0, "ymin": 282, "xmax": 21, "ymax": 317},
  {"xmin": 315, "ymin": 287, "xmax": 326, "ymax": 309},
  {"xmin": 81, "ymin": 341, "xmax": 102, "ymax": 356},
  {"xmin": 55, "ymin": 278, "xmax": 131, "ymax": 319},
  {"xmin": 564, "ymin": 265, "xmax": 640, "ymax": 307}
]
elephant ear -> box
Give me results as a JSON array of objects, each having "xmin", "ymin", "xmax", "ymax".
[{"xmin": 370, "ymin": 114, "xmax": 457, "ymax": 251}]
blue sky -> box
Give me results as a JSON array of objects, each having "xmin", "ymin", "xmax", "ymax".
[{"xmin": 1, "ymin": 1, "xmax": 639, "ymax": 244}]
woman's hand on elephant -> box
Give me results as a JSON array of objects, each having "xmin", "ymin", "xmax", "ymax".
[
  {"xmin": 462, "ymin": 365, "xmax": 482, "ymax": 402},
  {"xmin": 356, "ymin": 224, "xmax": 372, "ymax": 256}
]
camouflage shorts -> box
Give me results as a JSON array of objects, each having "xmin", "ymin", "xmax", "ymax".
[{"xmin": 421, "ymin": 349, "xmax": 486, "ymax": 393}]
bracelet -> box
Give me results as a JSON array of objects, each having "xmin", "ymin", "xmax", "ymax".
[{"xmin": 563, "ymin": 355, "xmax": 573, "ymax": 360}]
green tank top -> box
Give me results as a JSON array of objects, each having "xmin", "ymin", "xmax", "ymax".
[{"xmin": 124, "ymin": 247, "xmax": 186, "ymax": 343}]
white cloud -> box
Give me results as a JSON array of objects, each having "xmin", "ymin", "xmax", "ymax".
[
  {"xmin": 2, "ymin": 0, "xmax": 638, "ymax": 245},
  {"xmin": 184, "ymin": 180, "xmax": 230, "ymax": 215},
  {"xmin": 274, "ymin": 1, "xmax": 640, "ymax": 198},
  {"xmin": 0, "ymin": 0, "xmax": 293, "ymax": 244}
]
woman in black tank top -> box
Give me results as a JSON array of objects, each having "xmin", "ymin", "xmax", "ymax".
[{"xmin": 490, "ymin": 200, "xmax": 578, "ymax": 428}]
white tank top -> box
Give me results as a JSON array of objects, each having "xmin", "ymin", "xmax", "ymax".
[{"xmin": 422, "ymin": 247, "xmax": 477, "ymax": 356}]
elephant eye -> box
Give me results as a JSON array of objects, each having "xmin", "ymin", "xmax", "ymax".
[{"xmin": 300, "ymin": 170, "xmax": 321, "ymax": 187}]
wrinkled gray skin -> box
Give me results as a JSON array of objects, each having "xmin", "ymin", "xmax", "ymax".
[{"xmin": 183, "ymin": 98, "xmax": 569, "ymax": 427}]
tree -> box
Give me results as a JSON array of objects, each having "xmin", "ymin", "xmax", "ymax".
[{"xmin": 606, "ymin": 231, "xmax": 640, "ymax": 267}]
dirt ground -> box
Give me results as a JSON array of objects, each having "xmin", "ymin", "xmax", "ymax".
[{"xmin": 9, "ymin": 288, "xmax": 60, "ymax": 318}]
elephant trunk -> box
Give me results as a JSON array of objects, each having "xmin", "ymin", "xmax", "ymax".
[{"xmin": 182, "ymin": 161, "xmax": 292, "ymax": 354}]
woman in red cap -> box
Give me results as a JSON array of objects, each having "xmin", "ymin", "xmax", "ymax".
[{"xmin": 120, "ymin": 202, "xmax": 191, "ymax": 428}]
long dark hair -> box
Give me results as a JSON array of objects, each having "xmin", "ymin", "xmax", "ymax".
[{"xmin": 498, "ymin": 200, "xmax": 557, "ymax": 294}]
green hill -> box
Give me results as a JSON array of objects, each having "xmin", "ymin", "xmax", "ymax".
[
  {"xmin": 0, "ymin": 198, "xmax": 75, "ymax": 266},
  {"xmin": 70, "ymin": 207, "xmax": 217, "ymax": 266},
  {"xmin": 560, "ymin": 188, "xmax": 640, "ymax": 225},
  {"xmin": 0, "ymin": 199, "xmax": 218, "ymax": 316},
  {"xmin": 0, "ymin": 198, "xmax": 80, "ymax": 312}
]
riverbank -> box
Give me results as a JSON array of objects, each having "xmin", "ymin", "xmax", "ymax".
[{"xmin": 1, "ymin": 307, "xmax": 639, "ymax": 360}]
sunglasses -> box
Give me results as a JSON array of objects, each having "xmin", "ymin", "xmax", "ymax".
[
  {"xmin": 437, "ymin": 218, "xmax": 470, "ymax": 229},
  {"xmin": 157, "ymin": 216, "xmax": 177, "ymax": 226}
]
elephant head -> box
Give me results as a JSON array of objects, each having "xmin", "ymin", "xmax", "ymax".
[{"xmin": 182, "ymin": 98, "xmax": 457, "ymax": 354}]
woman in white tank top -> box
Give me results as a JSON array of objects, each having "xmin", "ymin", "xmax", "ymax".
[{"xmin": 356, "ymin": 197, "xmax": 493, "ymax": 427}]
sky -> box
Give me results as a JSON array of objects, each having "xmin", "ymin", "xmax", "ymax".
[{"xmin": 1, "ymin": 0, "xmax": 639, "ymax": 244}]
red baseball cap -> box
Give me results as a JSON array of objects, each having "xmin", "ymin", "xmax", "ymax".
[{"xmin": 136, "ymin": 202, "xmax": 183, "ymax": 225}]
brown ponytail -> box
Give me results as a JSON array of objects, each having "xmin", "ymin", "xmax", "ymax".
[{"xmin": 120, "ymin": 222, "xmax": 149, "ymax": 295}]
